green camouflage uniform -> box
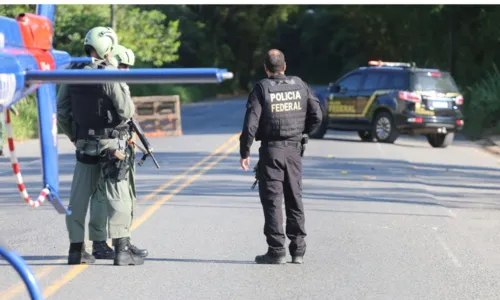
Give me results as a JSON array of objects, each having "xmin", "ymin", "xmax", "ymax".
[{"xmin": 57, "ymin": 59, "xmax": 135, "ymax": 244}]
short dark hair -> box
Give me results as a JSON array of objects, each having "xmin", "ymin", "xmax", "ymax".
[{"xmin": 264, "ymin": 49, "xmax": 286, "ymax": 73}]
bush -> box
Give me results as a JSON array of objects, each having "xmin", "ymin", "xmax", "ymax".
[
  {"xmin": 461, "ymin": 63, "xmax": 500, "ymax": 140},
  {"xmin": 10, "ymin": 95, "xmax": 39, "ymax": 141}
]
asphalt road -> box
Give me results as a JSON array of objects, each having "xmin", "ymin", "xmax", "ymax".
[{"xmin": 1, "ymin": 97, "xmax": 500, "ymax": 299}]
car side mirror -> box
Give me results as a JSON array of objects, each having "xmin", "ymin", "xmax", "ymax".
[
  {"xmin": 328, "ymin": 83, "xmax": 342, "ymax": 93},
  {"xmin": 327, "ymin": 82, "xmax": 334, "ymax": 93}
]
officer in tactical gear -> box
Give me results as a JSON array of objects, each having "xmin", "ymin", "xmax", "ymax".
[
  {"xmin": 239, "ymin": 49, "xmax": 322, "ymax": 265},
  {"xmin": 105, "ymin": 44, "xmax": 148, "ymax": 258},
  {"xmin": 57, "ymin": 26, "xmax": 145, "ymax": 266},
  {"xmin": 57, "ymin": 26, "xmax": 119, "ymax": 264}
]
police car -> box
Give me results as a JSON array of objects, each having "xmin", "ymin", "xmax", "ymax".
[{"xmin": 309, "ymin": 60, "xmax": 465, "ymax": 148}]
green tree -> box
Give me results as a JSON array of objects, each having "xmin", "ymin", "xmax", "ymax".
[
  {"xmin": 114, "ymin": 6, "xmax": 181, "ymax": 66},
  {"xmin": 54, "ymin": 5, "xmax": 181, "ymax": 66}
]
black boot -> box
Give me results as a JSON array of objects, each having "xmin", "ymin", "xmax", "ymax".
[
  {"xmin": 113, "ymin": 237, "xmax": 144, "ymax": 266},
  {"xmin": 255, "ymin": 251, "xmax": 286, "ymax": 265},
  {"xmin": 92, "ymin": 241, "xmax": 115, "ymax": 259},
  {"xmin": 291, "ymin": 255, "xmax": 304, "ymax": 264},
  {"xmin": 128, "ymin": 238, "xmax": 148, "ymax": 258},
  {"xmin": 68, "ymin": 242, "xmax": 96, "ymax": 265}
]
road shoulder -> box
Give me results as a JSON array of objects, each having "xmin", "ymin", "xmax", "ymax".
[{"xmin": 478, "ymin": 135, "xmax": 500, "ymax": 156}]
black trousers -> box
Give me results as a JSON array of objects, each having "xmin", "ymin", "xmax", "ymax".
[{"xmin": 257, "ymin": 142, "xmax": 306, "ymax": 257}]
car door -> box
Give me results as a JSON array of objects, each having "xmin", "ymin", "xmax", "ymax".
[
  {"xmin": 328, "ymin": 72, "xmax": 363, "ymax": 121},
  {"xmin": 356, "ymin": 71, "xmax": 381, "ymax": 118}
]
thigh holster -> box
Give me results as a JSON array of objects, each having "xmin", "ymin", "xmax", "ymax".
[{"xmin": 99, "ymin": 149, "xmax": 129, "ymax": 181}]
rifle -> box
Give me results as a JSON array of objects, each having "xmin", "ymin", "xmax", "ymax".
[
  {"xmin": 128, "ymin": 117, "xmax": 160, "ymax": 169},
  {"xmin": 251, "ymin": 135, "xmax": 309, "ymax": 189}
]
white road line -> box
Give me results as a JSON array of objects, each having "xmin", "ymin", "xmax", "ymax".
[
  {"xmin": 436, "ymin": 235, "xmax": 462, "ymax": 268},
  {"xmin": 376, "ymin": 142, "xmax": 385, "ymax": 154}
]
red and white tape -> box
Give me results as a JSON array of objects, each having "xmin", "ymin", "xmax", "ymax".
[{"xmin": 5, "ymin": 109, "xmax": 50, "ymax": 207}]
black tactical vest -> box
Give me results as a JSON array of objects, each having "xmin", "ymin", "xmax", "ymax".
[
  {"xmin": 256, "ymin": 75, "xmax": 308, "ymax": 142},
  {"xmin": 68, "ymin": 61, "xmax": 123, "ymax": 139}
]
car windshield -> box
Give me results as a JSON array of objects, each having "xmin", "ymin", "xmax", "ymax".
[{"xmin": 412, "ymin": 71, "xmax": 459, "ymax": 93}]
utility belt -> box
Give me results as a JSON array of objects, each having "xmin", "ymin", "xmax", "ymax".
[
  {"xmin": 261, "ymin": 140, "xmax": 302, "ymax": 149},
  {"xmin": 262, "ymin": 137, "xmax": 308, "ymax": 151},
  {"xmin": 76, "ymin": 149, "xmax": 131, "ymax": 181},
  {"xmin": 77, "ymin": 126, "xmax": 129, "ymax": 140},
  {"xmin": 75, "ymin": 135, "xmax": 132, "ymax": 182}
]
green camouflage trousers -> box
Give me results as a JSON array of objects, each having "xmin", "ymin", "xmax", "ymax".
[
  {"xmin": 65, "ymin": 161, "xmax": 103, "ymax": 243},
  {"xmin": 66, "ymin": 137, "xmax": 135, "ymax": 243}
]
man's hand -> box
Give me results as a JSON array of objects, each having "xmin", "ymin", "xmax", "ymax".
[
  {"xmin": 240, "ymin": 157, "xmax": 250, "ymax": 171},
  {"xmin": 128, "ymin": 132, "xmax": 137, "ymax": 150}
]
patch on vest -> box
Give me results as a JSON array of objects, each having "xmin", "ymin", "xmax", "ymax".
[{"xmin": 270, "ymin": 91, "xmax": 302, "ymax": 113}]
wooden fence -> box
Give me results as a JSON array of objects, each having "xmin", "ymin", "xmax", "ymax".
[{"xmin": 132, "ymin": 95, "xmax": 182, "ymax": 137}]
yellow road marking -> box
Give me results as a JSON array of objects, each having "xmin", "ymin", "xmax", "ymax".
[
  {"xmin": 139, "ymin": 133, "xmax": 240, "ymax": 203},
  {"xmin": 1, "ymin": 265, "xmax": 56, "ymax": 300},
  {"xmin": 0, "ymin": 133, "xmax": 240, "ymax": 299},
  {"xmin": 42, "ymin": 140, "xmax": 240, "ymax": 298}
]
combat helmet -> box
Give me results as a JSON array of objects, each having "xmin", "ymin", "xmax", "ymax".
[
  {"xmin": 83, "ymin": 26, "xmax": 118, "ymax": 59},
  {"xmin": 109, "ymin": 44, "xmax": 135, "ymax": 68}
]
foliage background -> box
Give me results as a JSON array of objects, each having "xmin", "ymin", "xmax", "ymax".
[{"xmin": 1, "ymin": 4, "xmax": 499, "ymax": 140}]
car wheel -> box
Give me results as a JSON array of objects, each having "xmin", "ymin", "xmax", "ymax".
[
  {"xmin": 372, "ymin": 111, "xmax": 399, "ymax": 143},
  {"xmin": 426, "ymin": 132, "xmax": 454, "ymax": 148},
  {"xmin": 357, "ymin": 130, "xmax": 374, "ymax": 142}
]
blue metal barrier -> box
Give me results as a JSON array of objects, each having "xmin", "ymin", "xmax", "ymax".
[{"xmin": 0, "ymin": 245, "xmax": 43, "ymax": 300}]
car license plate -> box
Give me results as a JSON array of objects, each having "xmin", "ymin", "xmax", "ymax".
[{"xmin": 432, "ymin": 101, "xmax": 448, "ymax": 108}]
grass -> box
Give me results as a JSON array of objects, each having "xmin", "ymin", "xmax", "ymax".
[{"xmin": 8, "ymin": 95, "xmax": 39, "ymax": 142}]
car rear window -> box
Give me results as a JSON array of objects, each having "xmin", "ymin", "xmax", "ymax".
[{"xmin": 412, "ymin": 71, "xmax": 459, "ymax": 93}]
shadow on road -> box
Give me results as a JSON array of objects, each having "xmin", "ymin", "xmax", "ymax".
[
  {"xmin": 1, "ymin": 148, "xmax": 499, "ymax": 212},
  {"xmin": 158, "ymin": 203, "xmax": 453, "ymax": 219},
  {"xmin": 146, "ymin": 257, "xmax": 255, "ymax": 265},
  {"xmin": 320, "ymin": 130, "xmax": 480, "ymax": 150},
  {"xmin": 0, "ymin": 255, "xmax": 255, "ymax": 267},
  {"xmin": 0, "ymin": 255, "xmax": 67, "ymax": 267},
  {"xmin": 153, "ymin": 152, "xmax": 500, "ymax": 211},
  {"xmin": 180, "ymin": 99, "xmax": 246, "ymax": 135}
]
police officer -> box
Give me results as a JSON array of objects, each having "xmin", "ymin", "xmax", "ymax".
[
  {"xmin": 57, "ymin": 26, "xmax": 118, "ymax": 264},
  {"xmin": 105, "ymin": 44, "xmax": 148, "ymax": 258},
  {"xmin": 57, "ymin": 27, "xmax": 144, "ymax": 266},
  {"xmin": 239, "ymin": 49, "xmax": 322, "ymax": 264}
]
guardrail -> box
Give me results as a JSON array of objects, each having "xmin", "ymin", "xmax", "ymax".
[{"xmin": 132, "ymin": 95, "xmax": 182, "ymax": 137}]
